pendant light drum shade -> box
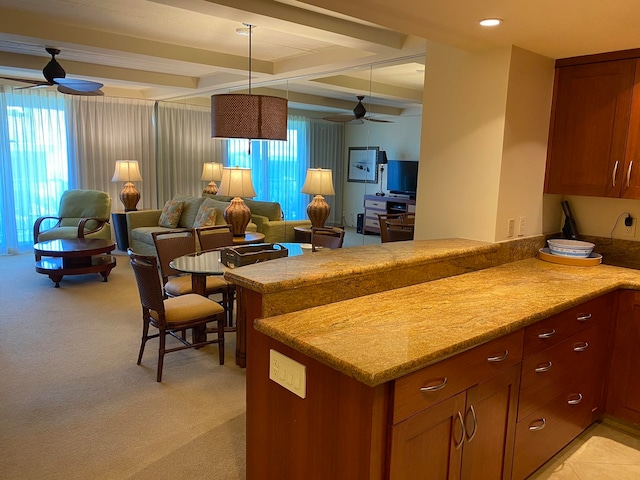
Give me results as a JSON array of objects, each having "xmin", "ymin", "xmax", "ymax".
[{"xmin": 211, "ymin": 94, "xmax": 288, "ymax": 140}]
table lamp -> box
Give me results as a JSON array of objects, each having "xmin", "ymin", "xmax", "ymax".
[
  {"xmin": 376, "ymin": 150, "xmax": 388, "ymax": 196},
  {"xmin": 201, "ymin": 162, "xmax": 223, "ymax": 195},
  {"xmin": 301, "ymin": 168, "xmax": 335, "ymax": 228},
  {"xmin": 111, "ymin": 160, "xmax": 143, "ymax": 211},
  {"xmin": 218, "ymin": 166, "xmax": 257, "ymax": 236}
]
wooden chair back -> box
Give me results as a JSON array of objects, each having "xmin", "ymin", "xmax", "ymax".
[
  {"xmin": 311, "ymin": 227, "xmax": 345, "ymax": 251},
  {"xmin": 196, "ymin": 225, "xmax": 234, "ymax": 251},
  {"xmin": 128, "ymin": 250, "xmax": 166, "ymax": 321},
  {"xmin": 378, "ymin": 213, "xmax": 415, "ymax": 243},
  {"xmin": 151, "ymin": 230, "xmax": 196, "ymax": 282}
]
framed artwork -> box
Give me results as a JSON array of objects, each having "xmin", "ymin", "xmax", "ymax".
[{"xmin": 347, "ymin": 146, "xmax": 379, "ymax": 183}]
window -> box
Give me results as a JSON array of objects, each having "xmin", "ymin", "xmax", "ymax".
[
  {"xmin": 0, "ymin": 90, "xmax": 69, "ymax": 253},
  {"xmin": 226, "ymin": 117, "xmax": 309, "ymax": 221}
]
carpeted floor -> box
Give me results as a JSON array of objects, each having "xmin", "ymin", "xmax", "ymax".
[{"xmin": 0, "ymin": 252, "xmax": 246, "ymax": 480}]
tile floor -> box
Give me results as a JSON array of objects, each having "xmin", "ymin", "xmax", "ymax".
[{"xmin": 528, "ymin": 421, "xmax": 640, "ymax": 479}]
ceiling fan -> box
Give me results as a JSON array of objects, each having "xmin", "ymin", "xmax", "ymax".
[
  {"xmin": 0, "ymin": 47, "xmax": 104, "ymax": 96},
  {"xmin": 323, "ymin": 95, "xmax": 393, "ymax": 124}
]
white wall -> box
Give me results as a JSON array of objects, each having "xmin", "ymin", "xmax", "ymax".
[
  {"xmin": 495, "ymin": 47, "xmax": 555, "ymax": 241},
  {"xmin": 553, "ymin": 195, "xmax": 640, "ymax": 239},
  {"xmin": 340, "ymin": 113, "xmax": 422, "ymax": 227},
  {"xmin": 415, "ymin": 42, "xmax": 554, "ymax": 242},
  {"xmin": 416, "ymin": 43, "xmax": 511, "ymax": 241}
]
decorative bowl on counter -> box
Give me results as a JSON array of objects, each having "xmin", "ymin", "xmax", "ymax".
[{"xmin": 547, "ymin": 239, "xmax": 595, "ymax": 258}]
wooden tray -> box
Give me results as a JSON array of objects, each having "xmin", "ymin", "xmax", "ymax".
[
  {"xmin": 221, "ymin": 243, "xmax": 288, "ymax": 268},
  {"xmin": 538, "ymin": 248, "xmax": 602, "ymax": 266}
]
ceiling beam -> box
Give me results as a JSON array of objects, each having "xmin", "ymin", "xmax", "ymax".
[{"xmin": 152, "ymin": 0, "xmax": 407, "ymax": 50}]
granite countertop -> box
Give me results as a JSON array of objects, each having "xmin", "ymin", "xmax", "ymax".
[
  {"xmin": 254, "ymin": 257, "xmax": 640, "ymax": 387},
  {"xmin": 224, "ymin": 238, "xmax": 498, "ymax": 293}
]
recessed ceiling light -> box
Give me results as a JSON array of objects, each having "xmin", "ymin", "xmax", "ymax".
[{"xmin": 479, "ymin": 18, "xmax": 502, "ymax": 27}]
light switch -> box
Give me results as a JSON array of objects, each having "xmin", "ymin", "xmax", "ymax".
[{"xmin": 269, "ymin": 349, "xmax": 306, "ymax": 399}]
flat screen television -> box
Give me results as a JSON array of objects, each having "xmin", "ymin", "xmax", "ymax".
[{"xmin": 386, "ymin": 160, "xmax": 419, "ymax": 197}]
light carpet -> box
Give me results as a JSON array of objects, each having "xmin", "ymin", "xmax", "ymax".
[{"xmin": 0, "ymin": 252, "xmax": 246, "ymax": 480}]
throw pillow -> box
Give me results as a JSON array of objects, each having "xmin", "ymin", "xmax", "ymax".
[
  {"xmin": 192, "ymin": 204, "xmax": 217, "ymax": 228},
  {"xmin": 158, "ymin": 200, "xmax": 184, "ymax": 228}
]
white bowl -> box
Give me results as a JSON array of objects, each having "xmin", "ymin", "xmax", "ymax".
[
  {"xmin": 300, "ymin": 243, "xmax": 313, "ymax": 254},
  {"xmin": 547, "ymin": 239, "xmax": 595, "ymax": 258}
]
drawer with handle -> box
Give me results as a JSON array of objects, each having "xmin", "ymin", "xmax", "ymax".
[
  {"xmin": 392, "ymin": 330, "xmax": 524, "ymax": 424},
  {"xmin": 365, "ymin": 199, "xmax": 387, "ymax": 210},
  {"xmin": 512, "ymin": 385, "xmax": 594, "ymax": 480},
  {"xmin": 523, "ymin": 293, "xmax": 613, "ymax": 356},
  {"xmin": 518, "ymin": 325, "xmax": 599, "ymax": 421}
]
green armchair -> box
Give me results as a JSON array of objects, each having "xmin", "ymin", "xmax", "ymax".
[{"xmin": 33, "ymin": 189, "xmax": 112, "ymax": 257}]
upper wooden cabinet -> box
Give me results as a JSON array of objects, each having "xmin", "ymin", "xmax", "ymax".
[{"xmin": 545, "ymin": 57, "xmax": 640, "ymax": 198}]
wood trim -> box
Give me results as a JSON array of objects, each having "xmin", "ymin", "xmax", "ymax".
[{"xmin": 556, "ymin": 48, "xmax": 640, "ymax": 68}]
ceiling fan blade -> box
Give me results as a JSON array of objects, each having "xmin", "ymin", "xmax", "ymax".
[
  {"xmin": 54, "ymin": 78, "xmax": 103, "ymax": 92},
  {"xmin": 365, "ymin": 117, "xmax": 394, "ymax": 123},
  {"xmin": 322, "ymin": 115, "xmax": 356, "ymax": 123},
  {"xmin": 0, "ymin": 76, "xmax": 50, "ymax": 87},
  {"xmin": 57, "ymin": 85, "xmax": 104, "ymax": 96}
]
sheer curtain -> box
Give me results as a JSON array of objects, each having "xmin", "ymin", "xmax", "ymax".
[
  {"xmin": 226, "ymin": 115, "xmax": 344, "ymax": 223},
  {"xmin": 0, "ymin": 87, "xmax": 70, "ymax": 254},
  {"xmin": 66, "ymin": 96, "xmax": 156, "ymax": 210},
  {"xmin": 155, "ymin": 102, "xmax": 226, "ymax": 204},
  {"xmin": 305, "ymin": 117, "xmax": 344, "ymax": 225}
]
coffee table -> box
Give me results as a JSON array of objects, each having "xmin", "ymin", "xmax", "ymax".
[{"xmin": 34, "ymin": 238, "xmax": 117, "ymax": 287}]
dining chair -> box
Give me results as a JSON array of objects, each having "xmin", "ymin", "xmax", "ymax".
[
  {"xmin": 196, "ymin": 225, "xmax": 235, "ymax": 250},
  {"xmin": 378, "ymin": 213, "xmax": 415, "ymax": 243},
  {"xmin": 195, "ymin": 225, "xmax": 236, "ymax": 329},
  {"xmin": 151, "ymin": 230, "xmax": 234, "ymax": 325},
  {"xmin": 128, "ymin": 250, "xmax": 225, "ymax": 382},
  {"xmin": 311, "ymin": 227, "xmax": 345, "ymax": 251}
]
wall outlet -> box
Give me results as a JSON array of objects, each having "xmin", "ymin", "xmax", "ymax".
[
  {"xmin": 518, "ymin": 216, "xmax": 526, "ymax": 236},
  {"xmin": 507, "ymin": 218, "xmax": 515, "ymax": 238},
  {"xmin": 624, "ymin": 218, "xmax": 637, "ymax": 237},
  {"xmin": 269, "ymin": 349, "xmax": 306, "ymax": 399}
]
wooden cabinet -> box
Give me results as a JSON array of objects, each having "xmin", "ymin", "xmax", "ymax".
[
  {"xmin": 607, "ymin": 290, "xmax": 640, "ymax": 424},
  {"xmin": 363, "ymin": 195, "xmax": 415, "ymax": 234},
  {"xmin": 545, "ymin": 56, "xmax": 640, "ymax": 198},
  {"xmin": 389, "ymin": 331, "xmax": 523, "ymax": 480},
  {"xmin": 512, "ymin": 293, "xmax": 613, "ymax": 480}
]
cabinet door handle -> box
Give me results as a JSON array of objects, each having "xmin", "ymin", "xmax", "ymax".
[
  {"xmin": 573, "ymin": 341, "xmax": 589, "ymax": 352},
  {"xmin": 454, "ymin": 411, "xmax": 466, "ymax": 450},
  {"xmin": 529, "ymin": 418, "xmax": 546, "ymax": 431},
  {"xmin": 613, "ymin": 160, "xmax": 619, "ymax": 187},
  {"xmin": 487, "ymin": 350, "xmax": 509, "ymax": 362},
  {"xmin": 420, "ymin": 377, "xmax": 448, "ymax": 393},
  {"xmin": 538, "ymin": 329, "xmax": 556, "ymax": 339},
  {"xmin": 628, "ymin": 161, "xmax": 634, "ymax": 187},
  {"xmin": 534, "ymin": 361, "xmax": 553, "ymax": 373},
  {"xmin": 576, "ymin": 313, "xmax": 592, "ymax": 322},
  {"xmin": 465, "ymin": 404, "xmax": 478, "ymax": 443},
  {"xmin": 568, "ymin": 393, "xmax": 584, "ymax": 405}
]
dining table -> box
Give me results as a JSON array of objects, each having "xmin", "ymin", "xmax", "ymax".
[{"xmin": 170, "ymin": 242, "xmax": 304, "ymax": 366}]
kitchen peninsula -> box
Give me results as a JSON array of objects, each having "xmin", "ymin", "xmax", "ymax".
[{"xmin": 224, "ymin": 239, "xmax": 640, "ymax": 480}]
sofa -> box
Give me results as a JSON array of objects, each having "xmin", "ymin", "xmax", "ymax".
[{"xmin": 126, "ymin": 194, "xmax": 311, "ymax": 256}]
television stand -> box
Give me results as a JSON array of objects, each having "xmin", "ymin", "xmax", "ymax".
[{"xmin": 362, "ymin": 194, "xmax": 416, "ymax": 235}]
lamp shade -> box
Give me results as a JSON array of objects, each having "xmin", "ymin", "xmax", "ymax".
[
  {"xmin": 377, "ymin": 150, "xmax": 388, "ymax": 165},
  {"xmin": 111, "ymin": 160, "xmax": 142, "ymax": 182},
  {"xmin": 218, "ymin": 167, "xmax": 257, "ymax": 198},
  {"xmin": 201, "ymin": 162, "xmax": 223, "ymax": 181},
  {"xmin": 301, "ymin": 168, "xmax": 335, "ymax": 196},
  {"xmin": 211, "ymin": 94, "xmax": 288, "ymax": 141}
]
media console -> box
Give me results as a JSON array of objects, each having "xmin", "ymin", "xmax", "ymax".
[{"xmin": 363, "ymin": 194, "xmax": 416, "ymax": 234}]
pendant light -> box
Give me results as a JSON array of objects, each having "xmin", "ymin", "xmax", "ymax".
[{"xmin": 211, "ymin": 24, "xmax": 288, "ymax": 141}]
